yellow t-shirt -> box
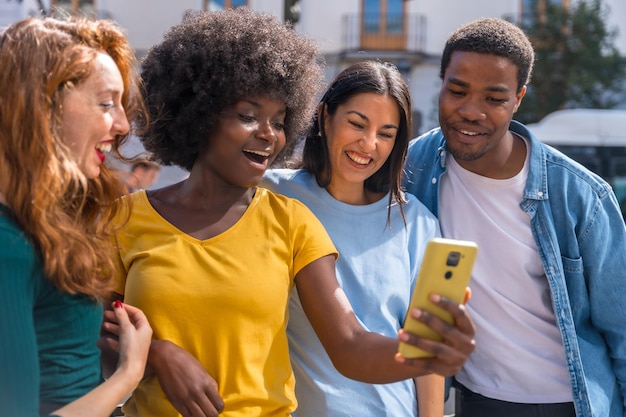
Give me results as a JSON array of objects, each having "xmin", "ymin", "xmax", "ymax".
[{"xmin": 114, "ymin": 189, "xmax": 337, "ymax": 417}]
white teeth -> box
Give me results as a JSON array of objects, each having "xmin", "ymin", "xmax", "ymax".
[
  {"xmin": 96, "ymin": 142, "xmax": 112, "ymax": 152},
  {"xmin": 244, "ymin": 149, "xmax": 270, "ymax": 157},
  {"xmin": 346, "ymin": 151, "xmax": 370, "ymax": 165},
  {"xmin": 459, "ymin": 130, "xmax": 479, "ymax": 136}
]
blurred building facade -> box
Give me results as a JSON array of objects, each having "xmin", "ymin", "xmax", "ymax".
[
  {"xmin": 2, "ymin": 0, "xmax": 625, "ymax": 187},
  {"xmin": 4, "ymin": 0, "xmax": 626, "ymax": 133}
]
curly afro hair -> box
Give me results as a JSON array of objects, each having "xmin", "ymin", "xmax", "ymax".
[
  {"xmin": 138, "ymin": 8, "xmax": 325, "ymax": 170},
  {"xmin": 440, "ymin": 17, "xmax": 535, "ymax": 94}
]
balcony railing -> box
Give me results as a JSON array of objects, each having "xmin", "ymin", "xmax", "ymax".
[{"xmin": 342, "ymin": 13, "xmax": 426, "ymax": 53}]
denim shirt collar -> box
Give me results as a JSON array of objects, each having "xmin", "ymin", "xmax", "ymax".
[{"xmin": 509, "ymin": 120, "xmax": 549, "ymax": 202}]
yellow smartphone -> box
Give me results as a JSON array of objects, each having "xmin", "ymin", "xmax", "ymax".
[{"xmin": 398, "ymin": 237, "xmax": 478, "ymax": 359}]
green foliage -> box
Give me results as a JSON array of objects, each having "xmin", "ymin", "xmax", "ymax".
[{"xmin": 517, "ymin": 0, "xmax": 626, "ymax": 123}]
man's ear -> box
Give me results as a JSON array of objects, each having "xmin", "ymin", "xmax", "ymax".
[{"xmin": 513, "ymin": 85, "xmax": 527, "ymax": 113}]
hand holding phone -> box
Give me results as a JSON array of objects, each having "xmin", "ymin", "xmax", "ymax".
[{"xmin": 398, "ymin": 238, "xmax": 478, "ymax": 359}]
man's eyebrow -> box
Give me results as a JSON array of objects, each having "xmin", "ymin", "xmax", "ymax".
[{"xmin": 447, "ymin": 77, "xmax": 511, "ymax": 93}]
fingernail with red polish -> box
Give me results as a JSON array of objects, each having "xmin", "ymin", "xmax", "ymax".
[{"xmin": 114, "ymin": 300, "xmax": 123, "ymax": 309}]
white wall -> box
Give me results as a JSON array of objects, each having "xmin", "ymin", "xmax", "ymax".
[
  {"xmin": 406, "ymin": 0, "xmax": 520, "ymax": 56},
  {"xmin": 297, "ymin": 0, "xmax": 359, "ymax": 53},
  {"xmin": 98, "ymin": 0, "xmax": 197, "ymax": 54}
]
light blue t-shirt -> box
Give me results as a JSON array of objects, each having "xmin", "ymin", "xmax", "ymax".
[{"xmin": 261, "ymin": 169, "xmax": 440, "ymax": 417}]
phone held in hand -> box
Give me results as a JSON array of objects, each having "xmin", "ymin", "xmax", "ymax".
[{"xmin": 398, "ymin": 238, "xmax": 478, "ymax": 359}]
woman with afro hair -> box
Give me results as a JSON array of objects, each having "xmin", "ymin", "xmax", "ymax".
[{"xmin": 105, "ymin": 8, "xmax": 475, "ymax": 417}]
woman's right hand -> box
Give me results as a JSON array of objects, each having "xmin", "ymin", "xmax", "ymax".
[
  {"xmin": 102, "ymin": 301, "xmax": 152, "ymax": 386},
  {"xmin": 53, "ymin": 301, "xmax": 153, "ymax": 417},
  {"xmin": 149, "ymin": 339, "xmax": 225, "ymax": 417}
]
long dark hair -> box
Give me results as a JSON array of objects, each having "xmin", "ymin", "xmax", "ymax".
[{"xmin": 302, "ymin": 60, "xmax": 412, "ymax": 224}]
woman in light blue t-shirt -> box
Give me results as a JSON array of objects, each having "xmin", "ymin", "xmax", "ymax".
[{"xmin": 263, "ymin": 61, "xmax": 444, "ymax": 417}]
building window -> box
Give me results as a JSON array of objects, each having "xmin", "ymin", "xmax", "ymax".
[
  {"xmin": 51, "ymin": 0, "xmax": 96, "ymax": 16},
  {"xmin": 385, "ymin": 0, "xmax": 402, "ymax": 34},
  {"xmin": 202, "ymin": 0, "xmax": 248, "ymax": 11},
  {"xmin": 361, "ymin": 0, "xmax": 407, "ymax": 50}
]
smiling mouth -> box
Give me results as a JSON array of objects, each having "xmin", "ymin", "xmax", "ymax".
[
  {"xmin": 96, "ymin": 142, "xmax": 112, "ymax": 153},
  {"xmin": 243, "ymin": 149, "xmax": 271, "ymax": 164},
  {"xmin": 453, "ymin": 125, "xmax": 489, "ymax": 137},
  {"xmin": 346, "ymin": 151, "xmax": 371, "ymax": 166}
]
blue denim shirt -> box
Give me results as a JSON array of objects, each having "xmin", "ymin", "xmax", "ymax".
[{"xmin": 403, "ymin": 121, "xmax": 626, "ymax": 417}]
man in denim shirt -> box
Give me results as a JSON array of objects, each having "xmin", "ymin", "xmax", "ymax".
[{"xmin": 403, "ymin": 17, "xmax": 626, "ymax": 417}]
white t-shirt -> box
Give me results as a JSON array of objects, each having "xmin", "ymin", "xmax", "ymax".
[{"xmin": 440, "ymin": 138, "xmax": 572, "ymax": 403}]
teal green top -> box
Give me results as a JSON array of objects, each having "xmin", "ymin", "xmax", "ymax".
[{"xmin": 0, "ymin": 204, "xmax": 103, "ymax": 416}]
